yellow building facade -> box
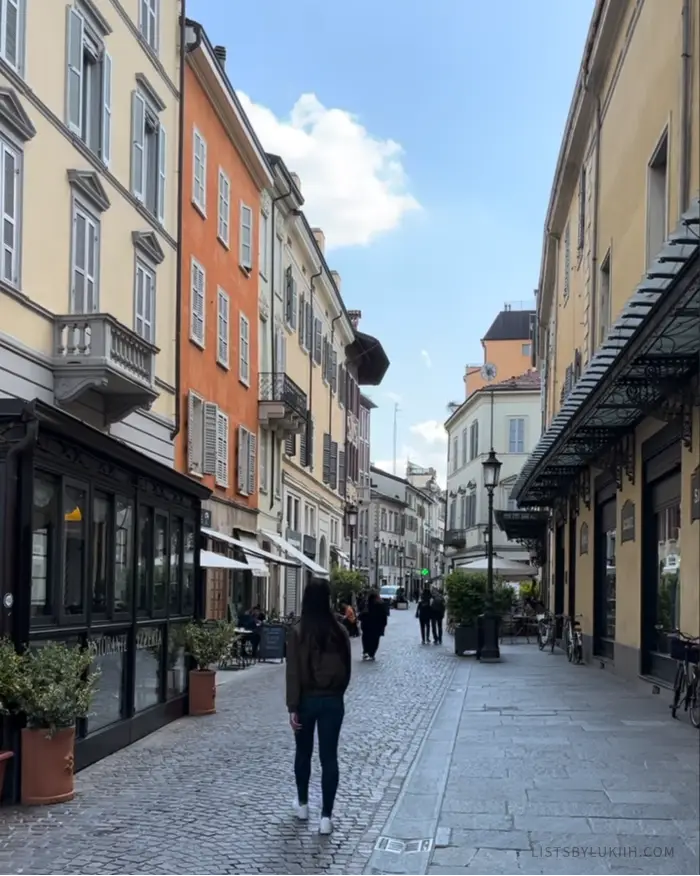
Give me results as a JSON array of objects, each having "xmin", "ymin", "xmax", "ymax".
[{"xmin": 511, "ymin": 0, "xmax": 700, "ymax": 688}]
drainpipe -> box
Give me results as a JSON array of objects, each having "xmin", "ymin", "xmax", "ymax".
[
  {"xmin": 680, "ymin": 0, "xmax": 692, "ymax": 212},
  {"xmin": 268, "ymin": 186, "xmax": 292, "ymax": 512},
  {"xmin": 170, "ymin": 4, "xmax": 195, "ymax": 441}
]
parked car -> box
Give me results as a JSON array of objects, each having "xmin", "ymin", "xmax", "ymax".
[{"xmin": 379, "ymin": 585, "xmax": 400, "ymax": 612}]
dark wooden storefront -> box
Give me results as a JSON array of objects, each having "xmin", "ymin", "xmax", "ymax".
[
  {"xmin": 593, "ymin": 472, "xmax": 617, "ymax": 661},
  {"xmin": 0, "ymin": 400, "xmax": 209, "ymax": 802}
]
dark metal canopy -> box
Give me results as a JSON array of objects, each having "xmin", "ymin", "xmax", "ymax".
[
  {"xmin": 347, "ymin": 330, "xmax": 390, "ymax": 386},
  {"xmin": 513, "ymin": 200, "xmax": 700, "ymax": 507},
  {"xmin": 495, "ymin": 509, "xmax": 549, "ymax": 567}
]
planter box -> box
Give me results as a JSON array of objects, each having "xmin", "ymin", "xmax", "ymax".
[
  {"xmin": 21, "ymin": 727, "xmax": 75, "ymax": 805},
  {"xmin": 454, "ymin": 623, "xmax": 479, "ymax": 656}
]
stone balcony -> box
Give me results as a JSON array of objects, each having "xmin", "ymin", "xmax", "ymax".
[
  {"xmin": 444, "ymin": 528, "xmax": 467, "ymax": 550},
  {"xmin": 258, "ymin": 372, "xmax": 307, "ymax": 434},
  {"xmin": 53, "ymin": 314, "xmax": 158, "ymax": 425}
]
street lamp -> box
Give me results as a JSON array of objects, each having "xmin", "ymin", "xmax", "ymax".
[
  {"xmin": 373, "ymin": 535, "xmax": 380, "ymax": 590},
  {"xmin": 346, "ymin": 504, "xmax": 358, "ymax": 570},
  {"xmin": 481, "ymin": 448, "xmax": 502, "ymax": 661},
  {"xmin": 398, "ymin": 545, "xmax": 404, "ymax": 596}
]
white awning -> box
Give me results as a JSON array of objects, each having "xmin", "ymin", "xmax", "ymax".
[
  {"xmin": 236, "ymin": 533, "xmax": 269, "ymax": 578},
  {"xmin": 332, "ymin": 548, "xmax": 350, "ymax": 569},
  {"xmin": 201, "ymin": 526, "xmax": 299, "ymax": 568},
  {"xmin": 260, "ymin": 529, "xmax": 329, "ymax": 578},
  {"xmin": 200, "ymin": 550, "xmax": 250, "ymax": 570}
]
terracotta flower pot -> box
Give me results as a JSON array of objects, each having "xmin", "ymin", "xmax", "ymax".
[
  {"xmin": 189, "ymin": 669, "xmax": 216, "ymax": 715},
  {"xmin": 21, "ymin": 726, "xmax": 75, "ymax": 806},
  {"xmin": 0, "ymin": 750, "xmax": 13, "ymax": 797}
]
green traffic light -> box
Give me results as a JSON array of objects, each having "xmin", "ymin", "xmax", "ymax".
[{"xmin": 421, "ymin": 569, "xmax": 429, "ymax": 576}]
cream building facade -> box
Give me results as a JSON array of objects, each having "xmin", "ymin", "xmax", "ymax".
[
  {"xmin": 0, "ymin": 0, "xmax": 179, "ymax": 465},
  {"xmin": 510, "ymin": 0, "xmax": 700, "ymax": 690}
]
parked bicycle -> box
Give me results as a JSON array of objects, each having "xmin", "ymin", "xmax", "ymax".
[
  {"xmin": 564, "ymin": 614, "xmax": 584, "ymax": 664},
  {"xmin": 537, "ymin": 612, "xmax": 556, "ymax": 653},
  {"xmin": 658, "ymin": 626, "xmax": 700, "ymax": 728}
]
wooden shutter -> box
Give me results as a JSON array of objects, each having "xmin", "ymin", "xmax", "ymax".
[
  {"xmin": 305, "ymin": 300, "xmax": 313, "ymax": 348},
  {"xmin": 339, "ymin": 366, "xmax": 346, "ymax": 405},
  {"xmin": 299, "ymin": 422, "xmax": 307, "ymax": 466},
  {"xmin": 187, "ymin": 391, "xmax": 196, "ymax": 472},
  {"xmin": 247, "ymin": 432, "xmax": 256, "ymax": 495},
  {"xmin": 157, "ymin": 124, "xmax": 166, "ymax": 222},
  {"xmin": 330, "ymin": 442, "xmax": 338, "ymax": 489},
  {"xmin": 202, "ymin": 402, "xmax": 218, "ymax": 475},
  {"xmin": 215, "ymin": 410, "xmax": 229, "ymax": 487},
  {"xmin": 66, "ymin": 6, "xmax": 84, "ymax": 135},
  {"xmin": 308, "ymin": 416, "xmax": 314, "ymax": 471},
  {"xmin": 285, "ymin": 433, "xmax": 296, "ymax": 457},
  {"xmin": 237, "ymin": 425, "xmax": 247, "ymax": 493},
  {"xmin": 285, "ymin": 267, "xmax": 294, "ymax": 323},
  {"xmin": 130, "ymin": 90, "xmax": 145, "ymax": 200},
  {"xmin": 298, "ymin": 292, "xmax": 306, "ymax": 347},
  {"xmin": 314, "ymin": 319, "xmax": 322, "ymax": 364},
  {"xmin": 338, "ymin": 449, "xmax": 346, "ymax": 497},
  {"xmin": 331, "ymin": 351, "xmax": 338, "ymax": 393},
  {"xmin": 322, "ymin": 433, "xmax": 331, "ymax": 483}
]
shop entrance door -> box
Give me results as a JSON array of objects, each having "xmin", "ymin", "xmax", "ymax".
[
  {"xmin": 568, "ymin": 514, "xmax": 577, "ymax": 618},
  {"xmin": 554, "ymin": 523, "xmax": 565, "ymax": 640},
  {"xmin": 594, "ymin": 496, "xmax": 617, "ymax": 660}
]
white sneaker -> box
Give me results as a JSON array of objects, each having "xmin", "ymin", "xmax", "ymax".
[
  {"xmin": 293, "ymin": 801, "xmax": 309, "ymax": 821},
  {"xmin": 319, "ymin": 816, "xmax": 333, "ymax": 835}
]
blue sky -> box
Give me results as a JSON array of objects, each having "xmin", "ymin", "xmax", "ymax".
[{"xmin": 189, "ymin": 0, "xmax": 595, "ymax": 482}]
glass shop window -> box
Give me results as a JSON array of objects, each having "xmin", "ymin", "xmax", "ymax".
[
  {"xmin": 114, "ymin": 497, "xmax": 134, "ymax": 614},
  {"xmin": 170, "ymin": 519, "xmax": 182, "ymax": 614},
  {"xmin": 137, "ymin": 506, "xmax": 153, "ymax": 613},
  {"xmin": 91, "ymin": 492, "xmax": 111, "ymax": 617},
  {"xmin": 87, "ymin": 631, "xmax": 128, "ymax": 732},
  {"xmin": 182, "ymin": 522, "xmax": 195, "ymax": 615},
  {"xmin": 134, "ymin": 625, "xmax": 163, "ymax": 712},
  {"xmin": 31, "ymin": 474, "xmax": 60, "ymax": 620},
  {"xmin": 153, "ymin": 512, "xmax": 168, "ymax": 612},
  {"xmin": 63, "ymin": 483, "xmax": 87, "ymax": 616}
]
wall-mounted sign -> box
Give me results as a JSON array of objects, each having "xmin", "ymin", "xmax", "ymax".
[
  {"xmin": 691, "ymin": 466, "xmax": 700, "ymax": 523},
  {"xmin": 580, "ymin": 522, "xmax": 589, "ymax": 555},
  {"xmin": 621, "ymin": 500, "xmax": 636, "ymax": 543},
  {"xmin": 201, "ymin": 509, "xmax": 212, "ymax": 528}
]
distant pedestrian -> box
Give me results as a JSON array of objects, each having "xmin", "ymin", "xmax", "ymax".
[
  {"xmin": 416, "ymin": 588, "xmax": 433, "ymax": 644},
  {"xmin": 359, "ymin": 591, "xmax": 387, "ymax": 660},
  {"xmin": 286, "ymin": 577, "xmax": 351, "ymax": 835},
  {"xmin": 430, "ymin": 590, "xmax": 445, "ymax": 645}
]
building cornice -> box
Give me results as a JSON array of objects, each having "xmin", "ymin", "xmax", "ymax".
[{"xmin": 445, "ymin": 383, "xmax": 542, "ymax": 433}]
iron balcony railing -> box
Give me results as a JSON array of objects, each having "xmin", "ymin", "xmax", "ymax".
[
  {"xmin": 259, "ymin": 372, "xmax": 307, "ymax": 420},
  {"xmin": 444, "ymin": 528, "xmax": 467, "ymax": 549}
]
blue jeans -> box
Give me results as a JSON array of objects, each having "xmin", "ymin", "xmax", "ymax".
[{"xmin": 294, "ymin": 695, "xmax": 345, "ymax": 817}]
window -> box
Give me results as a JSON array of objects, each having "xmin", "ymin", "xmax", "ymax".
[
  {"xmin": 313, "ymin": 317, "xmax": 322, "ymax": 364},
  {"xmin": 131, "ymin": 89, "xmax": 166, "ymax": 222},
  {"xmin": 285, "ymin": 267, "xmax": 298, "ymax": 330},
  {"xmin": 275, "ymin": 235, "xmax": 284, "ymax": 299},
  {"xmin": 578, "ymin": 166, "xmax": 586, "ymax": 252},
  {"xmin": 215, "ymin": 169, "xmax": 230, "ymax": 246},
  {"xmin": 460, "ymin": 428, "xmax": 467, "ymax": 465},
  {"xmin": 304, "ymin": 504, "xmax": 316, "ymax": 538},
  {"xmin": 647, "ymin": 129, "xmax": 668, "ymax": 265},
  {"xmin": 0, "ymin": 0, "xmax": 23, "ymax": 72},
  {"xmin": 64, "ymin": 482, "xmax": 87, "ymax": 615},
  {"xmin": 190, "ymin": 258, "xmax": 205, "ymax": 347},
  {"xmin": 66, "ymin": 6, "xmax": 111, "ymax": 164},
  {"xmin": 217, "ymin": 288, "xmax": 229, "ymax": 367},
  {"xmin": 598, "ymin": 249, "xmax": 611, "ymax": 346},
  {"xmin": 451, "ymin": 437, "xmax": 458, "ymax": 472},
  {"xmin": 508, "ymin": 417, "xmax": 525, "ymax": 454},
  {"xmin": 215, "ymin": 409, "xmax": 229, "ymax": 488},
  {"xmin": 259, "ymin": 209, "xmax": 269, "ymax": 277},
  {"xmin": 237, "ymin": 426, "xmax": 256, "ymax": 495},
  {"xmin": 31, "ymin": 474, "xmax": 59, "ymax": 618},
  {"xmin": 259, "ymin": 430, "xmax": 269, "ymax": 493},
  {"xmin": 192, "ymin": 129, "xmax": 206, "ymax": 213},
  {"xmin": 0, "ymin": 136, "xmax": 19, "ymax": 286},
  {"xmin": 139, "ymin": 0, "xmax": 158, "ymax": 52},
  {"xmin": 239, "ymin": 313, "xmax": 250, "ymax": 386},
  {"xmin": 286, "ymin": 493, "xmax": 300, "ymax": 531},
  {"xmin": 240, "ymin": 203, "xmax": 253, "ymax": 270},
  {"xmin": 71, "ymin": 200, "xmax": 100, "ymax": 312},
  {"xmin": 134, "ymin": 260, "xmax": 155, "ymax": 342},
  {"xmin": 563, "ymin": 222, "xmax": 570, "ymax": 304},
  {"xmin": 522, "ymin": 343, "xmax": 531, "ymax": 357},
  {"xmin": 469, "ymin": 420, "xmax": 479, "ymax": 460},
  {"xmin": 187, "ymin": 391, "xmax": 204, "ymax": 475}
]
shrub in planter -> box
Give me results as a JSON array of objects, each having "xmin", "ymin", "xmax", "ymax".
[
  {"xmin": 493, "ymin": 582, "xmax": 517, "ymax": 616},
  {"xmin": 184, "ymin": 621, "xmax": 236, "ymax": 716},
  {"xmin": 16, "ymin": 641, "xmax": 99, "ymax": 806},
  {"xmin": 330, "ymin": 567, "xmax": 364, "ymax": 608},
  {"xmin": 0, "ymin": 637, "xmax": 23, "ymax": 793},
  {"xmin": 445, "ymin": 570, "xmax": 487, "ymax": 655}
]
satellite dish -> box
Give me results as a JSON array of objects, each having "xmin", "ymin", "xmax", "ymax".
[{"xmin": 480, "ymin": 363, "xmax": 497, "ymax": 382}]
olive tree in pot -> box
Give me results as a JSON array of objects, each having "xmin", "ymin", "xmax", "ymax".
[
  {"xmin": 16, "ymin": 641, "xmax": 99, "ymax": 805},
  {"xmin": 184, "ymin": 621, "xmax": 235, "ymax": 716},
  {"xmin": 0, "ymin": 638, "xmax": 23, "ymax": 795},
  {"xmin": 445, "ymin": 570, "xmax": 487, "ymax": 656}
]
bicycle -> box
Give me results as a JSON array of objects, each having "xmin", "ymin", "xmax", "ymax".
[
  {"xmin": 659, "ymin": 626, "xmax": 700, "ymax": 728},
  {"xmin": 537, "ymin": 612, "xmax": 556, "ymax": 653},
  {"xmin": 564, "ymin": 614, "xmax": 584, "ymax": 664}
]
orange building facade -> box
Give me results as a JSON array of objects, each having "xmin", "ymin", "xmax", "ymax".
[
  {"xmin": 464, "ymin": 305, "xmax": 535, "ymax": 398},
  {"xmin": 179, "ymin": 30, "xmax": 274, "ymax": 617}
]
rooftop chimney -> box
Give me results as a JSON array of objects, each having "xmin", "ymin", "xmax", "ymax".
[
  {"xmin": 312, "ymin": 228, "xmax": 325, "ymax": 254},
  {"xmin": 290, "ymin": 172, "xmax": 301, "ymax": 193},
  {"xmin": 347, "ymin": 309, "xmax": 362, "ymax": 329},
  {"xmin": 331, "ymin": 270, "xmax": 341, "ymax": 292},
  {"xmin": 213, "ymin": 45, "xmax": 227, "ymax": 68}
]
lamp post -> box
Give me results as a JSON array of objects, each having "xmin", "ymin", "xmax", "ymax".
[
  {"xmin": 398, "ymin": 545, "xmax": 404, "ymax": 597},
  {"xmin": 374, "ymin": 535, "xmax": 380, "ymax": 590},
  {"xmin": 481, "ymin": 448, "xmax": 502, "ymax": 662},
  {"xmin": 346, "ymin": 504, "xmax": 358, "ymax": 570}
]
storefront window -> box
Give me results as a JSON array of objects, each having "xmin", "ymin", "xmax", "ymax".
[
  {"xmin": 91, "ymin": 493, "xmax": 110, "ymax": 616},
  {"xmin": 31, "ymin": 474, "xmax": 59, "ymax": 619},
  {"xmin": 153, "ymin": 513, "xmax": 167, "ymax": 612},
  {"xmin": 182, "ymin": 523, "xmax": 195, "ymax": 615},
  {"xmin": 87, "ymin": 632, "xmax": 127, "ymax": 732},
  {"xmin": 603, "ymin": 529, "xmax": 616, "ymax": 641},
  {"xmin": 134, "ymin": 625, "xmax": 163, "ymax": 712},
  {"xmin": 137, "ymin": 507, "xmax": 152, "ymax": 613},
  {"xmin": 114, "ymin": 498, "xmax": 134, "ymax": 613},
  {"xmin": 166, "ymin": 624, "xmax": 187, "ymax": 698},
  {"xmin": 654, "ymin": 502, "xmax": 681, "ymax": 653},
  {"xmin": 170, "ymin": 521, "xmax": 182, "ymax": 614},
  {"xmin": 63, "ymin": 483, "xmax": 87, "ymax": 615}
]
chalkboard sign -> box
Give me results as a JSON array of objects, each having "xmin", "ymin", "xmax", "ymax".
[{"xmin": 258, "ymin": 623, "xmax": 286, "ymax": 662}]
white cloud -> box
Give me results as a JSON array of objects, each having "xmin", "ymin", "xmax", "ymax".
[
  {"xmin": 420, "ymin": 349, "xmax": 432, "ymax": 369},
  {"xmin": 384, "ymin": 391, "xmax": 402, "ymax": 403},
  {"xmin": 238, "ymin": 92, "xmax": 420, "ymax": 249},
  {"xmin": 410, "ymin": 420, "xmax": 447, "ymax": 445}
]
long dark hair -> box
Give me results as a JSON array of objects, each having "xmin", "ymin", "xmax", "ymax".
[{"xmin": 299, "ymin": 578, "xmax": 347, "ymax": 656}]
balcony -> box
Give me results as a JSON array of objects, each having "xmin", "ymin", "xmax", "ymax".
[
  {"xmin": 258, "ymin": 372, "xmax": 307, "ymax": 433},
  {"xmin": 445, "ymin": 528, "xmax": 467, "ymax": 550},
  {"xmin": 53, "ymin": 314, "xmax": 158, "ymax": 425}
]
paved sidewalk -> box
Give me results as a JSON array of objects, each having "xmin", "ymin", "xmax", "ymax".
[{"xmin": 0, "ymin": 613, "xmax": 698, "ymax": 875}]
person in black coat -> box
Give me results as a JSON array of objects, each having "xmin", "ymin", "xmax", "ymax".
[
  {"xmin": 359, "ymin": 591, "xmax": 387, "ymax": 661},
  {"xmin": 416, "ymin": 589, "xmax": 433, "ymax": 644}
]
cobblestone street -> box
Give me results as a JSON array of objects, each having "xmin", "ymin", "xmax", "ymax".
[{"xmin": 1, "ymin": 611, "xmax": 698, "ymax": 875}]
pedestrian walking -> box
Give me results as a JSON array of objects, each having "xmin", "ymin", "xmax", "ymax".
[
  {"xmin": 359, "ymin": 591, "xmax": 387, "ymax": 660},
  {"xmin": 416, "ymin": 588, "xmax": 433, "ymax": 644},
  {"xmin": 430, "ymin": 590, "xmax": 445, "ymax": 645},
  {"xmin": 286, "ymin": 577, "xmax": 351, "ymax": 836}
]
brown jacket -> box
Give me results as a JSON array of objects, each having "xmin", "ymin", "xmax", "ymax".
[{"xmin": 286, "ymin": 622, "xmax": 351, "ymax": 713}]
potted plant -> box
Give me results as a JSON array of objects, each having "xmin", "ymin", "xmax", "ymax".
[
  {"xmin": 16, "ymin": 641, "xmax": 99, "ymax": 805},
  {"xmin": 0, "ymin": 637, "xmax": 23, "ymax": 795},
  {"xmin": 445, "ymin": 570, "xmax": 486, "ymax": 655},
  {"xmin": 184, "ymin": 621, "xmax": 235, "ymax": 716}
]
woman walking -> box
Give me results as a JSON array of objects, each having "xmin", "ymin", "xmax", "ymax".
[
  {"xmin": 416, "ymin": 588, "xmax": 433, "ymax": 644},
  {"xmin": 359, "ymin": 591, "xmax": 387, "ymax": 660},
  {"xmin": 286, "ymin": 577, "xmax": 351, "ymax": 835}
]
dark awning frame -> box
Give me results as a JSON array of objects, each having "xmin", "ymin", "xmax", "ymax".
[
  {"xmin": 346, "ymin": 330, "xmax": 390, "ymax": 386},
  {"xmin": 513, "ymin": 199, "xmax": 700, "ymax": 507}
]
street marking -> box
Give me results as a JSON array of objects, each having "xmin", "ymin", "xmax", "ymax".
[{"xmin": 374, "ymin": 837, "xmax": 433, "ymax": 854}]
